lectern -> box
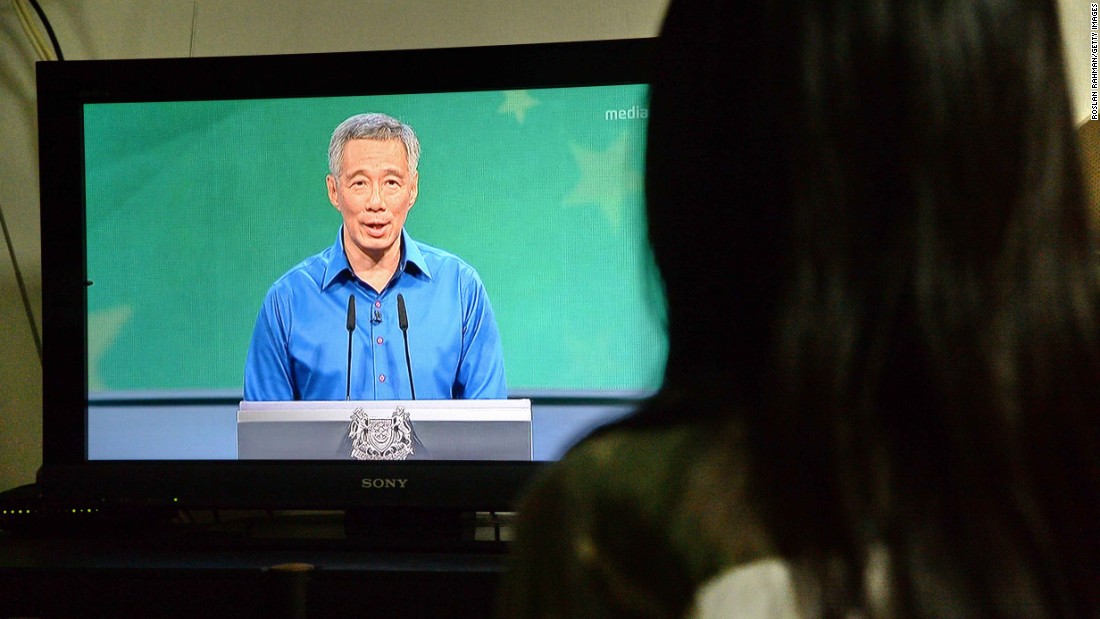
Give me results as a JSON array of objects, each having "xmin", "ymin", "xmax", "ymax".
[{"xmin": 238, "ymin": 399, "xmax": 532, "ymax": 461}]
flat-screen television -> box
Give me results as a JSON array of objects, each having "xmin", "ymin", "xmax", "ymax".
[{"xmin": 36, "ymin": 38, "xmax": 662, "ymax": 514}]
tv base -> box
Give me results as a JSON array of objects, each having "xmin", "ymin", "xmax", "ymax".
[{"xmin": 344, "ymin": 507, "xmax": 513, "ymax": 550}]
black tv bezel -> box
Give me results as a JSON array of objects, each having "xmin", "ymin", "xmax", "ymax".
[{"xmin": 36, "ymin": 38, "xmax": 655, "ymax": 511}]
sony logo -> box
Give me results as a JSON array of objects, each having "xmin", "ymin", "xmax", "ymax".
[{"xmin": 361, "ymin": 478, "xmax": 408, "ymax": 489}]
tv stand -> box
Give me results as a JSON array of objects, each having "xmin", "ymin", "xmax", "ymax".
[{"xmin": 0, "ymin": 507, "xmax": 510, "ymax": 618}]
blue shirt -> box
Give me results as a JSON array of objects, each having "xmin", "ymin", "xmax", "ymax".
[{"xmin": 244, "ymin": 229, "xmax": 507, "ymax": 401}]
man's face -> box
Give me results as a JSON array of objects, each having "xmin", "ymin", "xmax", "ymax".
[{"xmin": 327, "ymin": 138, "xmax": 419, "ymax": 263}]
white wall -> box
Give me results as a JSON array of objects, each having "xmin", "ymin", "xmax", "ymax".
[
  {"xmin": 0, "ymin": 0, "xmax": 669, "ymax": 492},
  {"xmin": 1061, "ymin": 0, "xmax": 1096, "ymax": 124},
  {"xmin": 0, "ymin": 0, "xmax": 1093, "ymax": 491}
]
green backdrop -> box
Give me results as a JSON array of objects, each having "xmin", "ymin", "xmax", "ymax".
[{"xmin": 84, "ymin": 85, "xmax": 666, "ymax": 394}]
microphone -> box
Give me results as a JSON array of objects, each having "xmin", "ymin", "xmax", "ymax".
[
  {"xmin": 345, "ymin": 294, "xmax": 356, "ymax": 401},
  {"xmin": 396, "ymin": 294, "xmax": 408, "ymax": 330},
  {"xmin": 396, "ymin": 293, "xmax": 416, "ymax": 400}
]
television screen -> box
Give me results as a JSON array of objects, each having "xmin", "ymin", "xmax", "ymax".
[{"xmin": 38, "ymin": 39, "xmax": 661, "ymax": 510}]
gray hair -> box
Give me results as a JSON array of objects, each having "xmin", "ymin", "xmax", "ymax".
[{"xmin": 327, "ymin": 113, "xmax": 421, "ymax": 178}]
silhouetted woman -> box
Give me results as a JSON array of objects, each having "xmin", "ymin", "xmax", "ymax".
[{"xmin": 500, "ymin": 0, "xmax": 1100, "ymax": 617}]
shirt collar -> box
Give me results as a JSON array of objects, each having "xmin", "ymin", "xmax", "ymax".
[
  {"xmin": 321, "ymin": 227, "xmax": 432, "ymax": 289},
  {"xmin": 401, "ymin": 229, "xmax": 432, "ymax": 280}
]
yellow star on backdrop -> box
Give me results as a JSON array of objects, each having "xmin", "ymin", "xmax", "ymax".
[
  {"xmin": 498, "ymin": 90, "xmax": 540, "ymax": 124},
  {"xmin": 87, "ymin": 305, "xmax": 132, "ymax": 391},
  {"xmin": 563, "ymin": 132, "xmax": 643, "ymax": 230}
]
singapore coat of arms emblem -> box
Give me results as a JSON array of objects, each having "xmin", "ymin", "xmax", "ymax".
[{"xmin": 349, "ymin": 406, "xmax": 414, "ymax": 460}]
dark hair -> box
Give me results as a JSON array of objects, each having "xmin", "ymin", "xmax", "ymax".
[
  {"xmin": 644, "ymin": 0, "xmax": 1100, "ymax": 615},
  {"xmin": 328, "ymin": 112, "xmax": 421, "ymax": 178}
]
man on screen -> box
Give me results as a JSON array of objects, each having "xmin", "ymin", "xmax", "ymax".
[{"xmin": 244, "ymin": 113, "xmax": 507, "ymax": 401}]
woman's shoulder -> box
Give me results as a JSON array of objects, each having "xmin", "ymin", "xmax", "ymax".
[
  {"xmin": 552, "ymin": 417, "xmax": 711, "ymax": 496},
  {"xmin": 502, "ymin": 413, "xmax": 780, "ymax": 616},
  {"xmin": 499, "ymin": 411, "xmax": 783, "ymax": 619},
  {"xmin": 500, "ymin": 420, "xmax": 722, "ymax": 616},
  {"xmin": 522, "ymin": 416, "xmax": 734, "ymax": 536}
]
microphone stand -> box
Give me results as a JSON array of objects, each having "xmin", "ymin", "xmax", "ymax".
[
  {"xmin": 397, "ymin": 293, "xmax": 416, "ymax": 400},
  {"xmin": 345, "ymin": 295, "xmax": 356, "ymax": 401}
]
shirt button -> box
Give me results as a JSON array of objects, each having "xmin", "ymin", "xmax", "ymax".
[
  {"xmin": 376, "ymin": 337, "xmax": 384, "ymax": 345},
  {"xmin": 379, "ymin": 374, "xmax": 386, "ymax": 383},
  {"xmin": 374, "ymin": 300, "xmax": 382, "ymax": 308}
]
